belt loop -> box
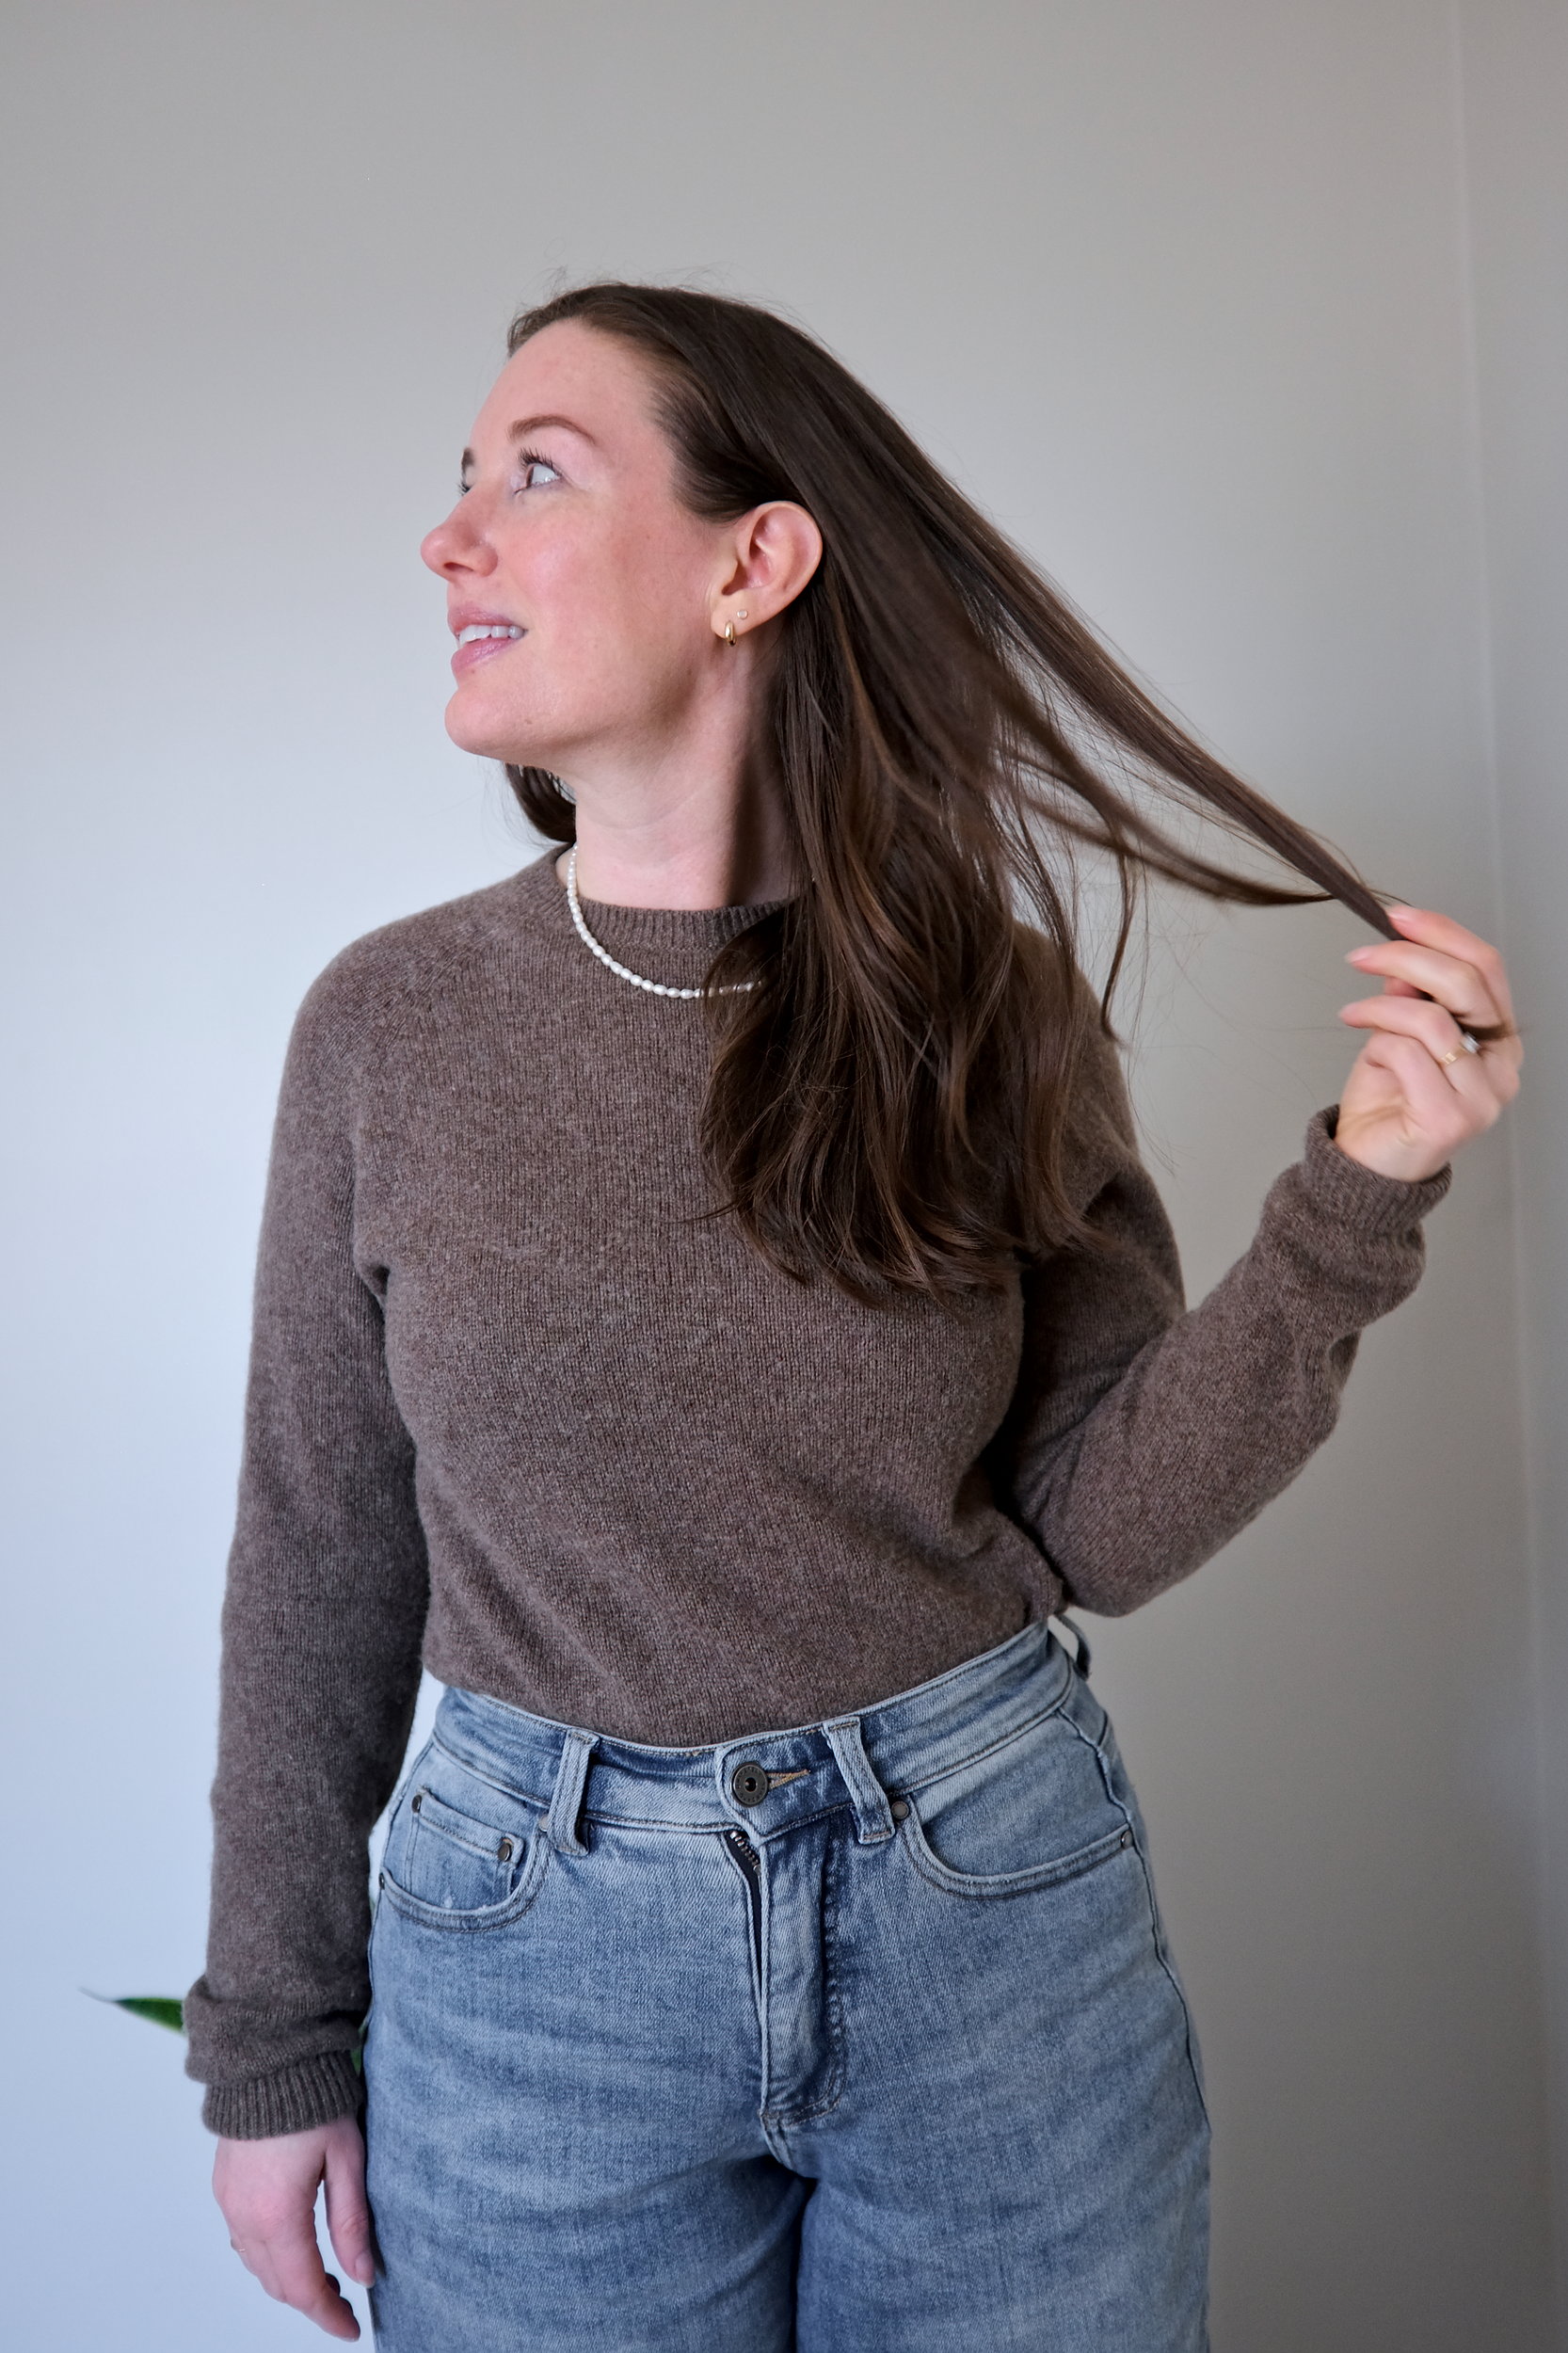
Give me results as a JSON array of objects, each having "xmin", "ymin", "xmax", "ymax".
[
  {"xmin": 545, "ymin": 1728, "xmax": 599, "ymax": 1856},
  {"xmin": 1055, "ymin": 1614, "xmax": 1092, "ymax": 1681},
  {"xmin": 823, "ymin": 1717, "xmax": 895, "ymax": 1845}
]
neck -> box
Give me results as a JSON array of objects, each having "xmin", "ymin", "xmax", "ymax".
[
  {"xmin": 551, "ymin": 774, "xmax": 795, "ymax": 910},
  {"xmin": 544, "ymin": 664, "xmax": 796, "ymax": 908}
]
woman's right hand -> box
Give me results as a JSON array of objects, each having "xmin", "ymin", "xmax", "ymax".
[{"xmin": 213, "ymin": 2114, "xmax": 375, "ymax": 2340}]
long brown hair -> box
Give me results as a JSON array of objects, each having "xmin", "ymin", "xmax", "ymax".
[{"xmin": 505, "ymin": 282, "xmax": 1394, "ymax": 1305}]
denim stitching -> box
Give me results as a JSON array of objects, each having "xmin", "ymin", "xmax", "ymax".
[
  {"xmin": 890, "ymin": 1690, "xmax": 1075, "ymax": 1801},
  {"xmin": 902, "ymin": 1808, "xmax": 1131, "ymax": 1901},
  {"xmin": 431, "ymin": 1629, "xmax": 1070, "ymax": 1829},
  {"xmin": 431, "ymin": 1730, "xmax": 854, "ymax": 1842},
  {"xmin": 763, "ymin": 1823, "xmax": 847, "ymax": 2131},
  {"xmin": 408, "ymin": 1794, "xmax": 525, "ymax": 1864},
  {"xmin": 1064, "ymin": 1704, "xmax": 1212, "ymax": 2133},
  {"xmin": 378, "ymin": 1823, "xmax": 552, "ymax": 1933},
  {"xmin": 429, "ymin": 1728, "xmax": 551, "ymax": 1813}
]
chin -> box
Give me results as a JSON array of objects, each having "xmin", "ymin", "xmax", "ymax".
[{"xmin": 443, "ymin": 694, "xmax": 534, "ymax": 765}]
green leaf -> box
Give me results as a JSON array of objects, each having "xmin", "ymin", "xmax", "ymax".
[{"xmin": 85, "ymin": 1992, "xmax": 186, "ymax": 2033}]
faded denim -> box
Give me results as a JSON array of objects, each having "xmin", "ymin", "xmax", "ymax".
[{"xmin": 364, "ymin": 1621, "xmax": 1209, "ymax": 2350}]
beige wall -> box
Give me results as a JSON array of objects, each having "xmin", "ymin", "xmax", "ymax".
[
  {"xmin": 2, "ymin": 3, "xmax": 1558, "ymax": 2345},
  {"xmin": 1459, "ymin": 0, "xmax": 1568, "ymax": 2334}
]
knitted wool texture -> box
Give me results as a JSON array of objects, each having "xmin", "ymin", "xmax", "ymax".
[{"xmin": 186, "ymin": 852, "xmax": 1449, "ymax": 2137}]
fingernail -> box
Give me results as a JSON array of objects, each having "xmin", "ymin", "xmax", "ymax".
[{"xmin": 356, "ymin": 2257, "xmax": 376, "ymax": 2283}]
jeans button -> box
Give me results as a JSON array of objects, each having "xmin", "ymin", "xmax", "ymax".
[{"xmin": 731, "ymin": 1760, "xmax": 769, "ymax": 1807}]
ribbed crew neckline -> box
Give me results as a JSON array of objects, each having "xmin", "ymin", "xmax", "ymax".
[{"xmin": 530, "ymin": 849, "xmax": 790, "ymax": 986}]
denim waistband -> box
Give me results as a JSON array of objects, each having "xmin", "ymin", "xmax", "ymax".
[{"xmin": 428, "ymin": 1617, "xmax": 1084, "ymax": 1854}]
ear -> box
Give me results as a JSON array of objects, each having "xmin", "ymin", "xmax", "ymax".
[{"xmin": 710, "ymin": 502, "xmax": 824, "ymax": 644}]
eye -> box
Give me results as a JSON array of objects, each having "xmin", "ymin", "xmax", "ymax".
[{"xmin": 512, "ymin": 448, "xmax": 562, "ymax": 493}]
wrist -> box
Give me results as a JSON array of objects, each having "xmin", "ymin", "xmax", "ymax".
[
  {"xmin": 1329, "ymin": 1115, "xmax": 1448, "ymax": 1186},
  {"xmin": 1296, "ymin": 1109, "xmax": 1453, "ymax": 1235},
  {"xmin": 198, "ymin": 2048, "xmax": 364, "ymax": 2141}
]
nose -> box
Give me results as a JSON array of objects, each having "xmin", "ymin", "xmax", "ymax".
[{"xmin": 421, "ymin": 500, "xmax": 496, "ymax": 582}]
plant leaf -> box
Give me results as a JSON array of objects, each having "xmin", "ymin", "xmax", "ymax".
[{"xmin": 85, "ymin": 1992, "xmax": 186, "ymax": 2033}]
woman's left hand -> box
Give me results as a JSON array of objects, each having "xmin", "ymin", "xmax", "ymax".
[{"xmin": 1334, "ymin": 904, "xmax": 1523, "ymax": 1183}]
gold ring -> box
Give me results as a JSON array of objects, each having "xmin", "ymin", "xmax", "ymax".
[{"xmin": 1437, "ymin": 1048, "xmax": 1462, "ymax": 1068}]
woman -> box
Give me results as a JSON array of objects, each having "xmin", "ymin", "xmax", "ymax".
[{"xmin": 189, "ymin": 283, "xmax": 1521, "ymax": 2351}]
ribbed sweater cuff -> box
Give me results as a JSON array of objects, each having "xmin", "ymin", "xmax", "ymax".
[
  {"xmin": 200, "ymin": 2050, "xmax": 363, "ymax": 2141},
  {"xmin": 1300, "ymin": 1106, "xmax": 1452, "ymax": 1235}
]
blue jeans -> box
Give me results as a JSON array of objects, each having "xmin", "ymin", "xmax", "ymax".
[{"xmin": 364, "ymin": 1622, "xmax": 1209, "ymax": 2350}]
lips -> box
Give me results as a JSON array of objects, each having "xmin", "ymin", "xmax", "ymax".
[
  {"xmin": 449, "ymin": 614, "xmax": 526, "ymax": 680},
  {"xmin": 456, "ymin": 622, "xmax": 523, "ymax": 647}
]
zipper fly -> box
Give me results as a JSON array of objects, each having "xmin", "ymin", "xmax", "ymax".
[{"xmin": 726, "ymin": 1827, "xmax": 763, "ymax": 1978}]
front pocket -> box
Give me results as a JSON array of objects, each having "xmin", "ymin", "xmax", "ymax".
[
  {"xmin": 900, "ymin": 1696, "xmax": 1134, "ymax": 1897},
  {"xmin": 379, "ymin": 1741, "xmax": 544, "ymax": 1925},
  {"xmin": 903, "ymin": 1804, "xmax": 1133, "ymax": 1897}
]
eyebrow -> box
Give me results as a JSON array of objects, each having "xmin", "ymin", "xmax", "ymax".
[{"xmin": 459, "ymin": 413, "xmax": 600, "ymax": 472}]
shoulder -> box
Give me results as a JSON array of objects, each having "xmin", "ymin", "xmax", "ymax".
[
  {"xmin": 289, "ymin": 858, "xmax": 555, "ymax": 1064},
  {"xmin": 280, "ymin": 856, "xmax": 555, "ymax": 1092}
]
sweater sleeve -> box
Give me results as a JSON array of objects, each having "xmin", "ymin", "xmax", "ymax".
[
  {"xmin": 994, "ymin": 1026, "xmax": 1451, "ymax": 1617},
  {"xmin": 184, "ymin": 959, "xmax": 430, "ymax": 2139}
]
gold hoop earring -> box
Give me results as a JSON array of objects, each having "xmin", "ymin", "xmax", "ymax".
[{"xmin": 722, "ymin": 608, "xmax": 748, "ymax": 647}]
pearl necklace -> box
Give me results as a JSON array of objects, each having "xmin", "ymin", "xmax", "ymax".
[{"xmin": 564, "ymin": 845, "xmax": 760, "ymax": 1000}]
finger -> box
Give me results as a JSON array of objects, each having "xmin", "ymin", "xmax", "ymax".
[
  {"xmin": 1346, "ymin": 939, "xmax": 1502, "ymax": 1031},
  {"xmin": 1384, "ymin": 906, "xmax": 1518, "ymax": 1028},
  {"xmin": 324, "ymin": 2127, "xmax": 377, "ymax": 2288},
  {"xmin": 1337, "ymin": 993, "xmax": 1502, "ymax": 1099},
  {"xmin": 236, "ymin": 2220, "xmax": 361, "ymax": 2341},
  {"xmin": 1352, "ymin": 1029, "xmax": 1479, "ymax": 1153},
  {"xmin": 1346, "ymin": 974, "xmax": 1515, "ymax": 1082}
]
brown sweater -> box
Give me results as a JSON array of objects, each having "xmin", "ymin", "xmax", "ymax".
[{"xmin": 185, "ymin": 850, "xmax": 1449, "ymax": 2137}]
